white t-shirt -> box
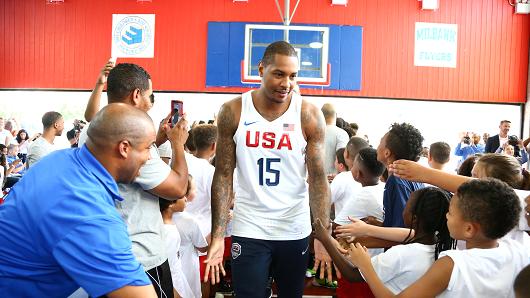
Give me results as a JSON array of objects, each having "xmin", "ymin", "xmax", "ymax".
[
  {"xmin": 184, "ymin": 153, "xmax": 215, "ymax": 237},
  {"xmin": 162, "ymin": 224, "xmax": 194, "ymax": 298},
  {"xmin": 334, "ymin": 183, "xmax": 385, "ymax": 225},
  {"xmin": 17, "ymin": 140, "xmax": 30, "ymax": 154},
  {"xmin": 173, "ymin": 212, "xmax": 208, "ymax": 298},
  {"xmin": 0, "ymin": 129, "xmax": 11, "ymax": 146},
  {"xmin": 367, "ymin": 243, "xmax": 435, "ymax": 294},
  {"xmin": 438, "ymin": 239, "xmax": 528, "ymax": 298},
  {"xmin": 501, "ymin": 189, "xmax": 530, "ymax": 255},
  {"xmin": 330, "ymin": 171, "xmax": 362, "ymax": 216},
  {"xmin": 499, "ymin": 136, "xmax": 509, "ymax": 148},
  {"xmin": 157, "ymin": 140, "xmax": 172, "ymax": 159},
  {"xmin": 26, "ymin": 137, "xmax": 55, "ymax": 168},
  {"xmin": 0, "ymin": 165, "xmax": 4, "ymax": 189},
  {"xmin": 324, "ymin": 125, "xmax": 349, "ymax": 175}
]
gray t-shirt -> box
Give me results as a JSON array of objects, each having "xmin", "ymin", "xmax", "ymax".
[
  {"xmin": 26, "ymin": 137, "xmax": 55, "ymax": 168},
  {"xmin": 324, "ymin": 125, "xmax": 349, "ymax": 175},
  {"xmin": 79, "ymin": 127, "xmax": 171, "ymax": 270}
]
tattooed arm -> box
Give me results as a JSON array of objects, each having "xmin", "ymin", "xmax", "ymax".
[
  {"xmin": 203, "ymin": 97, "xmax": 240, "ymax": 284},
  {"xmin": 302, "ymin": 100, "xmax": 333, "ymax": 281}
]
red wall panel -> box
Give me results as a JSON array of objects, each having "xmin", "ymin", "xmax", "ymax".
[{"xmin": 0, "ymin": 0, "xmax": 528, "ymax": 103}]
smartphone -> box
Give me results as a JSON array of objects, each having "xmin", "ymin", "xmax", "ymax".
[{"xmin": 171, "ymin": 100, "xmax": 184, "ymax": 126}]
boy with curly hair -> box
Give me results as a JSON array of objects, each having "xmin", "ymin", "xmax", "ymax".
[{"xmin": 377, "ymin": 123, "xmax": 425, "ymax": 228}]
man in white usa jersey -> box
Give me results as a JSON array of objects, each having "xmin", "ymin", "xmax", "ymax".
[{"xmin": 204, "ymin": 41, "xmax": 333, "ymax": 297}]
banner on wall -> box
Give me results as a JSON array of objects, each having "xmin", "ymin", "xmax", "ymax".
[
  {"xmin": 414, "ymin": 22, "xmax": 457, "ymax": 68},
  {"xmin": 111, "ymin": 14, "xmax": 155, "ymax": 58}
]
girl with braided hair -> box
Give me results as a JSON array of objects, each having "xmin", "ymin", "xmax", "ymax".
[{"xmin": 314, "ymin": 187, "xmax": 454, "ymax": 294}]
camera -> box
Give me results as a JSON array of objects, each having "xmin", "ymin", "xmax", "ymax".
[
  {"xmin": 74, "ymin": 120, "xmax": 86, "ymax": 132},
  {"xmin": 462, "ymin": 136, "xmax": 471, "ymax": 145},
  {"xmin": 508, "ymin": 135, "xmax": 519, "ymax": 146}
]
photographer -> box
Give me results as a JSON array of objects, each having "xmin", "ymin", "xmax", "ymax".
[
  {"xmin": 66, "ymin": 119, "xmax": 86, "ymax": 148},
  {"xmin": 496, "ymin": 135, "xmax": 528, "ymax": 165},
  {"xmin": 454, "ymin": 132, "xmax": 482, "ymax": 165}
]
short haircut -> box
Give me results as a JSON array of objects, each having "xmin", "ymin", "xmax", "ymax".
[
  {"xmin": 386, "ymin": 123, "xmax": 424, "ymax": 161},
  {"xmin": 336, "ymin": 148, "xmax": 347, "ymax": 170},
  {"xmin": 107, "ymin": 63, "xmax": 151, "ymax": 102},
  {"xmin": 160, "ymin": 175, "xmax": 194, "ymax": 212},
  {"xmin": 357, "ymin": 147, "xmax": 385, "ymax": 177},
  {"xmin": 345, "ymin": 136, "xmax": 370, "ymax": 162},
  {"xmin": 336, "ymin": 118, "xmax": 355, "ymax": 138},
  {"xmin": 7, "ymin": 144, "xmax": 18, "ymax": 153},
  {"xmin": 4, "ymin": 121, "xmax": 13, "ymax": 131},
  {"xmin": 321, "ymin": 103, "xmax": 336, "ymax": 120},
  {"xmin": 456, "ymin": 178, "xmax": 521, "ymax": 240},
  {"xmin": 457, "ymin": 154, "xmax": 482, "ymax": 177},
  {"xmin": 429, "ymin": 142, "xmax": 451, "ymax": 164},
  {"xmin": 66, "ymin": 128, "xmax": 76, "ymax": 141},
  {"xmin": 500, "ymin": 120, "xmax": 511, "ymax": 125},
  {"xmin": 514, "ymin": 265, "xmax": 530, "ymax": 297},
  {"xmin": 42, "ymin": 111, "xmax": 62, "ymax": 129},
  {"xmin": 261, "ymin": 41, "xmax": 298, "ymax": 67},
  {"xmin": 193, "ymin": 124, "xmax": 217, "ymax": 152},
  {"xmin": 185, "ymin": 129, "xmax": 196, "ymax": 152}
]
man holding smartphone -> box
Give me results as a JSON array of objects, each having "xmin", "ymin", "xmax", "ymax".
[{"xmin": 80, "ymin": 62, "xmax": 189, "ymax": 298}]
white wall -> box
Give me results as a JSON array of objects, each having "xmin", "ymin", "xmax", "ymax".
[{"xmin": 0, "ymin": 90, "xmax": 522, "ymax": 163}]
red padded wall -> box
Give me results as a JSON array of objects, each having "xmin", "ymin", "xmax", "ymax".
[{"xmin": 0, "ymin": 0, "xmax": 529, "ymax": 103}]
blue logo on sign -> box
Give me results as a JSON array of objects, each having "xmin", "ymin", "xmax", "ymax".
[
  {"xmin": 122, "ymin": 26, "xmax": 143, "ymax": 45},
  {"xmin": 113, "ymin": 16, "xmax": 152, "ymax": 55}
]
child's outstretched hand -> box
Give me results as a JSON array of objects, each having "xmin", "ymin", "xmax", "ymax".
[
  {"xmin": 335, "ymin": 217, "xmax": 369, "ymax": 238},
  {"xmin": 388, "ymin": 159, "xmax": 428, "ymax": 182},
  {"xmin": 348, "ymin": 242, "xmax": 371, "ymax": 270}
]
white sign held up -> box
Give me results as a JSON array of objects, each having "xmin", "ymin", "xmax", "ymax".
[{"xmin": 111, "ymin": 14, "xmax": 155, "ymax": 58}]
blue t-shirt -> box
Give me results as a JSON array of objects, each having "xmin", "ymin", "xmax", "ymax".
[
  {"xmin": 382, "ymin": 174, "xmax": 425, "ymax": 228},
  {"xmin": 0, "ymin": 145, "xmax": 150, "ymax": 297},
  {"xmin": 6, "ymin": 155, "xmax": 25, "ymax": 175}
]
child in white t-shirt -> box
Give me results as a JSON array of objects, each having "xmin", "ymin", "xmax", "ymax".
[
  {"xmin": 330, "ymin": 137, "xmax": 368, "ymax": 218},
  {"xmin": 334, "ymin": 147, "xmax": 385, "ymax": 226},
  {"xmin": 172, "ymin": 176, "xmax": 210, "ymax": 298},
  {"xmin": 348, "ymin": 178, "xmax": 529, "ymax": 297},
  {"xmin": 317, "ymin": 186, "xmax": 454, "ymax": 294},
  {"xmin": 160, "ymin": 176, "xmax": 195, "ymax": 298}
]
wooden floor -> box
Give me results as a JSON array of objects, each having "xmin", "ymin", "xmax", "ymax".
[
  {"xmin": 214, "ymin": 277, "xmax": 336, "ymax": 297},
  {"xmin": 273, "ymin": 277, "xmax": 336, "ymax": 297}
]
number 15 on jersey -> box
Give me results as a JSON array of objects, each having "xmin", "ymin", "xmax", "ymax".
[{"xmin": 257, "ymin": 158, "xmax": 280, "ymax": 186}]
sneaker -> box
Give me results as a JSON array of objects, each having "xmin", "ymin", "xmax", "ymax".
[
  {"xmin": 306, "ymin": 268, "xmax": 316, "ymax": 277},
  {"xmin": 311, "ymin": 277, "xmax": 338, "ymax": 289},
  {"xmin": 218, "ymin": 280, "xmax": 233, "ymax": 294}
]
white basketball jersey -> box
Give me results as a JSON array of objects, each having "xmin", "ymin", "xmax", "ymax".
[{"xmin": 232, "ymin": 90, "xmax": 310, "ymax": 240}]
